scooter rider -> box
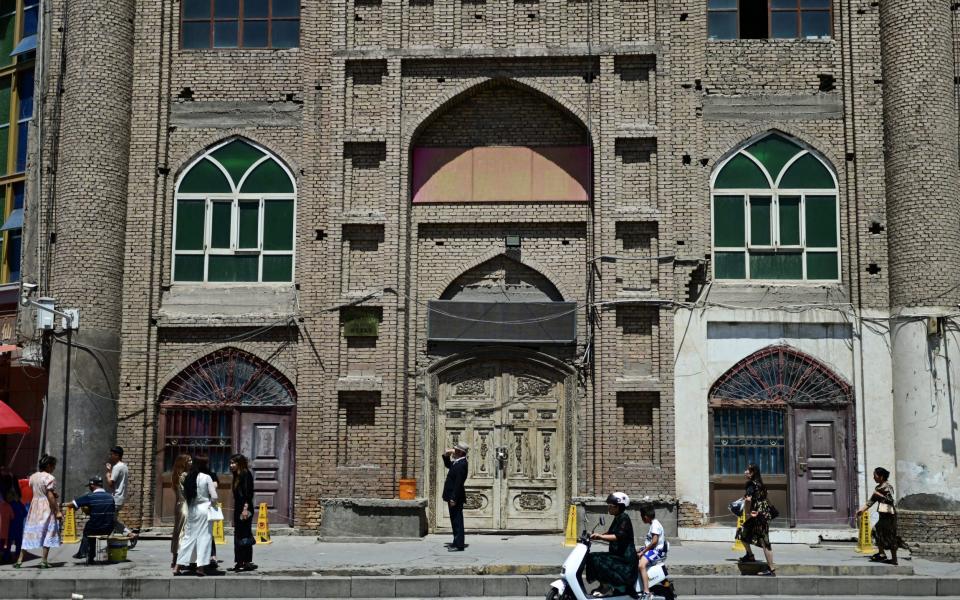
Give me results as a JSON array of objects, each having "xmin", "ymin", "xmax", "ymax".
[{"xmin": 586, "ymin": 492, "xmax": 639, "ymax": 598}]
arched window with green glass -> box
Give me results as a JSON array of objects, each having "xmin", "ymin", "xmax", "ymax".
[
  {"xmin": 711, "ymin": 132, "xmax": 839, "ymax": 281},
  {"xmin": 173, "ymin": 138, "xmax": 296, "ymax": 283}
]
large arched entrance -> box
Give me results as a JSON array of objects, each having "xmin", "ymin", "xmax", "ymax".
[
  {"xmin": 708, "ymin": 345, "xmax": 854, "ymax": 527},
  {"xmin": 155, "ymin": 348, "xmax": 296, "ymax": 526},
  {"xmin": 431, "ymin": 353, "xmax": 573, "ymax": 531}
]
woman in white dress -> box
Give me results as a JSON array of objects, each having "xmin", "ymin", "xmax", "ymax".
[{"xmin": 174, "ymin": 455, "xmax": 218, "ymax": 576}]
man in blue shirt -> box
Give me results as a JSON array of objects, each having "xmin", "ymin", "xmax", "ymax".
[{"xmin": 69, "ymin": 476, "xmax": 116, "ymax": 564}]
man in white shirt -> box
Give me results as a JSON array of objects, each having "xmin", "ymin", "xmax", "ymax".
[
  {"xmin": 638, "ymin": 504, "xmax": 667, "ymax": 600},
  {"xmin": 105, "ymin": 445, "xmax": 134, "ymax": 543}
]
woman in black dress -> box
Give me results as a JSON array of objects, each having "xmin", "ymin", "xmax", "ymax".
[
  {"xmin": 737, "ymin": 463, "xmax": 776, "ymax": 576},
  {"xmin": 229, "ymin": 453, "xmax": 256, "ymax": 571},
  {"xmin": 585, "ymin": 492, "xmax": 639, "ymax": 598}
]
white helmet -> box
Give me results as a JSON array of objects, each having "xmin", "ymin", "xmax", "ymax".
[{"xmin": 606, "ymin": 492, "xmax": 630, "ymax": 507}]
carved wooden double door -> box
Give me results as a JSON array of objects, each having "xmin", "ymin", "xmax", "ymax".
[{"xmin": 437, "ymin": 361, "xmax": 566, "ymax": 531}]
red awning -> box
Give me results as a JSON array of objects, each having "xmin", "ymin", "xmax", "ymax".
[{"xmin": 0, "ymin": 400, "xmax": 29, "ymax": 434}]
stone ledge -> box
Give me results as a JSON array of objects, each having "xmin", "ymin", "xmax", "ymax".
[
  {"xmin": 321, "ymin": 497, "xmax": 428, "ymax": 508},
  {"xmin": 171, "ymin": 100, "xmax": 301, "ymax": 129},
  {"xmin": 319, "ymin": 497, "xmax": 429, "ymax": 540},
  {"xmin": 157, "ymin": 284, "xmax": 297, "ymax": 327},
  {"xmin": 336, "ymin": 375, "xmax": 384, "ymax": 392},
  {"xmin": 336, "ymin": 42, "xmax": 660, "ymax": 60},
  {"xmin": 702, "ymin": 93, "xmax": 843, "ymax": 121}
]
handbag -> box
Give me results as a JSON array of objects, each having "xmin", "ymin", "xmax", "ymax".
[
  {"xmin": 728, "ymin": 498, "xmax": 744, "ymax": 517},
  {"xmin": 206, "ymin": 505, "xmax": 225, "ymax": 522},
  {"xmin": 237, "ymin": 536, "xmax": 256, "ymax": 547},
  {"xmin": 766, "ymin": 503, "xmax": 780, "ymax": 520}
]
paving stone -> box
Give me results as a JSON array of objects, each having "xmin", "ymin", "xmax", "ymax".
[
  {"xmin": 122, "ymin": 578, "xmax": 171, "ymax": 599},
  {"xmin": 897, "ymin": 576, "xmax": 937, "ymax": 596},
  {"xmin": 216, "ymin": 577, "xmax": 262, "ymax": 598},
  {"xmin": 483, "ymin": 575, "xmax": 527, "ymax": 596},
  {"xmin": 351, "ymin": 575, "xmax": 397, "ymax": 598},
  {"xmin": 438, "ymin": 575, "xmax": 479, "ymax": 597},
  {"xmin": 169, "ymin": 577, "xmax": 217, "ymax": 599},
  {"xmin": 736, "ymin": 575, "xmax": 777, "ymax": 596},
  {"xmin": 260, "ymin": 577, "xmax": 307, "ymax": 598},
  {"xmin": 693, "ymin": 575, "xmax": 737, "ymax": 595},
  {"xmin": 28, "ymin": 580, "xmax": 78, "ymax": 600},
  {"xmin": 818, "ymin": 577, "xmax": 860, "ymax": 596},
  {"xmin": 777, "ymin": 576, "xmax": 816, "ymax": 596},
  {"xmin": 938, "ymin": 578, "xmax": 960, "ymax": 596},
  {"xmin": 856, "ymin": 576, "xmax": 897, "ymax": 596},
  {"xmin": 305, "ymin": 576, "xmax": 351, "ymax": 598},
  {"xmin": 74, "ymin": 578, "xmax": 123, "ymax": 599},
  {"xmin": 525, "ymin": 575, "xmax": 556, "ymax": 596},
  {"xmin": 395, "ymin": 576, "xmax": 440, "ymax": 597},
  {"xmin": 0, "ymin": 580, "xmax": 28, "ymax": 600}
]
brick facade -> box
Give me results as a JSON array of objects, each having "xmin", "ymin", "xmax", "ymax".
[{"xmin": 20, "ymin": 0, "xmax": 960, "ymax": 550}]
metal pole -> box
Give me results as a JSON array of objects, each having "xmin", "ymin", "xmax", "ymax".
[{"xmin": 60, "ymin": 328, "xmax": 71, "ymax": 490}]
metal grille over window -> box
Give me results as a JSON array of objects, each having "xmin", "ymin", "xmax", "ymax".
[
  {"xmin": 711, "ymin": 132, "xmax": 839, "ymax": 281},
  {"xmin": 173, "ymin": 138, "xmax": 296, "ymax": 283},
  {"xmin": 712, "ymin": 408, "xmax": 785, "ymax": 475},
  {"xmin": 710, "ymin": 345, "xmax": 852, "ymax": 408},
  {"xmin": 162, "ymin": 409, "xmax": 233, "ymax": 474},
  {"xmin": 160, "ymin": 347, "xmax": 297, "ymax": 408}
]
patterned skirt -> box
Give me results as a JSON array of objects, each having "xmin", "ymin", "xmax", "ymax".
[
  {"xmin": 21, "ymin": 499, "xmax": 60, "ymax": 550},
  {"xmin": 738, "ymin": 515, "xmax": 771, "ymax": 550},
  {"xmin": 872, "ymin": 513, "xmax": 899, "ymax": 549},
  {"xmin": 585, "ymin": 552, "xmax": 639, "ymax": 591}
]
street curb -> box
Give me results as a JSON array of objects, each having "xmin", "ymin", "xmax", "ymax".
[{"xmin": 3, "ymin": 575, "xmax": 959, "ymax": 599}]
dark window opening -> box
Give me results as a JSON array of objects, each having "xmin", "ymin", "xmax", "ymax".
[
  {"xmin": 740, "ymin": 0, "xmax": 768, "ymax": 38},
  {"xmin": 708, "ymin": 0, "xmax": 832, "ymax": 40}
]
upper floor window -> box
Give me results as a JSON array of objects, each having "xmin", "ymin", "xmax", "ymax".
[
  {"xmin": 0, "ymin": 0, "xmax": 36, "ymax": 283},
  {"xmin": 181, "ymin": 0, "xmax": 300, "ymax": 49},
  {"xmin": 708, "ymin": 0, "xmax": 832, "ymax": 40},
  {"xmin": 173, "ymin": 139, "xmax": 295, "ymax": 283},
  {"xmin": 711, "ymin": 133, "xmax": 839, "ymax": 282}
]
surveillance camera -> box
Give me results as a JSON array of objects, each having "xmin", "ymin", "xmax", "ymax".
[{"xmin": 21, "ymin": 282, "xmax": 37, "ymax": 291}]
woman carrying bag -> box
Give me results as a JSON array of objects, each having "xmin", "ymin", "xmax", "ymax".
[
  {"xmin": 858, "ymin": 467, "xmax": 903, "ymax": 566},
  {"xmin": 736, "ymin": 463, "xmax": 777, "ymax": 576},
  {"xmin": 229, "ymin": 454, "xmax": 256, "ymax": 572},
  {"xmin": 174, "ymin": 455, "xmax": 222, "ymax": 576}
]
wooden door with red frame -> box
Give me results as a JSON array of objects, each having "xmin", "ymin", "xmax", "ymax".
[
  {"xmin": 793, "ymin": 408, "xmax": 851, "ymax": 525},
  {"xmin": 239, "ymin": 411, "xmax": 293, "ymax": 527}
]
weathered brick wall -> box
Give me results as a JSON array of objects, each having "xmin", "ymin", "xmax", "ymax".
[{"xmin": 899, "ymin": 510, "xmax": 960, "ymax": 561}]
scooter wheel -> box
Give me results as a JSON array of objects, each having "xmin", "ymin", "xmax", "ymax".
[{"xmin": 545, "ymin": 589, "xmax": 561, "ymax": 600}]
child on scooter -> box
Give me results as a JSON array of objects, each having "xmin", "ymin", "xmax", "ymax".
[{"xmin": 637, "ymin": 504, "xmax": 666, "ymax": 600}]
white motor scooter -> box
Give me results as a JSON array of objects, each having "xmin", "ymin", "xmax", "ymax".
[{"xmin": 546, "ymin": 518, "xmax": 677, "ymax": 600}]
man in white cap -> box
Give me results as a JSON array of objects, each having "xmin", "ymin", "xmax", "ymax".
[{"xmin": 442, "ymin": 441, "xmax": 469, "ymax": 551}]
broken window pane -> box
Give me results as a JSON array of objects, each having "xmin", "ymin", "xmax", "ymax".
[{"xmin": 739, "ymin": 0, "xmax": 768, "ymax": 39}]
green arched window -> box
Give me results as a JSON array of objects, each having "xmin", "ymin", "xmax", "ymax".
[
  {"xmin": 711, "ymin": 133, "xmax": 839, "ymax": 281},
  {"xmin": 173, "ymin": 139, "xmax": 295, "ymax": 283}
]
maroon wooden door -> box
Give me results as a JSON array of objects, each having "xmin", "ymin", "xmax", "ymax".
[
  {"xmin": 239, "ymin": 411, "xmax": 293, "ymax": 526},
  {"xmin": 793, "ymin": 409, "xmax": 850, "ymax": 524}
]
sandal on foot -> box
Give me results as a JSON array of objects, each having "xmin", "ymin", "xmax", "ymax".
[
  {"xmin": 757, "ymin": 569, "xmax": 776, "ymax": 576},
  {"xmin": 884, "ymin": 559, "xmax": 899, "ymax": 566},
  {"xmin": 11, "ymin": 562, "xmax": 21, "ymax": 569},
  {"xmin": 38, "ymin": 562, "xmax": 51, "ymax": 569},
  {"xmin": 869, "ymin": 554, "xmax": 888, "ymax": 562},
  {"xmin": 738, "ymin": 553, "xmax": 757, "ymax": 563}
]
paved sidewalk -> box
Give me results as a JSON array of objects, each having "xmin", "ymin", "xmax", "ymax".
[{"xmin": 3, "ymin": 535, "xmax": 958, "ymax": 578}]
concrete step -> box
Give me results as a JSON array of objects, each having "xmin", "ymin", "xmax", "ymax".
[{"xmin": 4, "ymin": 575, "xmax": 960, "ymax": 599}]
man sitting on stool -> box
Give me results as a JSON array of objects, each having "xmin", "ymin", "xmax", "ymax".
[{"xmin": 69, "ymin": 476, "xmax": 116, "ymax": 564}]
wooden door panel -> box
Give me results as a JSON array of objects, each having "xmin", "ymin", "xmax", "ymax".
[
  {"xmin": 240, "ymin": 412, "xmax": 291, "ymax": 525},
  {"xmin": 794, "ymin": 409, "xmax": 849, "ymax": 524}
]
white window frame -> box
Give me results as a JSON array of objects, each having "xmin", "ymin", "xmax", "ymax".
[
  {"xmin": 710, "ymin": 141, "xmax": 840, "ymax": 283},
  {"xmin": 172, "ymin": 140, "xmax": 297, "ymax": 284}
]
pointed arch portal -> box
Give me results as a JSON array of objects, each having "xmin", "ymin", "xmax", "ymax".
[
  {"xmin": 155, "ymin": 348, "xmax": 296, "ymax": 527},
  {"xmin": 708, "ymin": 345, "xmax": 855, "ymax": 527}
]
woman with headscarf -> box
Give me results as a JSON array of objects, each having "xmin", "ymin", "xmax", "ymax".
[
  {"xmin": 174, "ymin": 455, "xmax": 219, "ymax": 576},
  {"xmin": 736, "ymin": 463, "xmax": 776, "ymax": 576},
  {"xmin": 229, "ymin": 454, "xmax": 256, "ymax": 572},
  {"xmin": 858, "ymin": 466, "xmax": 902, "ymax": 565},
  {"xmin": 585, "ymin": 492, "xmax": 639, "ymax": 598}
]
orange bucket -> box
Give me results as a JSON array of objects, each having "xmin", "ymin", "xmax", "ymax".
[{"xmin": 398, "ymin": 478, "xmax": 417, "ymax": 500}]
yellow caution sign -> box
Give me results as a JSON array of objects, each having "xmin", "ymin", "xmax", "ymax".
[
  {"xmin": 563, "ymin": 505, "xmax": 578, "ymax": 547},
  {"xmin": 61, "ymin": 505, "xmax": 80, "ymax": 544},
  {"xmin": 213, "ymin": 503, "xmax": 225, "ymax": 545},
  {"xmin": 855, "ymin": 510, "xmax": 877, "ymax": 554},
  {"xmin": 255, "ymin": 502, "xmax": 272, "ymax": 545},
  {"xmin": 732, "ymin": 512, "xmax": 746, "ymax": 552}
]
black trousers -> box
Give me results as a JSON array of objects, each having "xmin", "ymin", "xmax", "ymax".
[
  {"xmin": 448, "ymin": 503, "xmax": 465, "ymax": 549},
  {"xmin": 79, "ymin": 525, "xmax": 113, "ymax": 563}
]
